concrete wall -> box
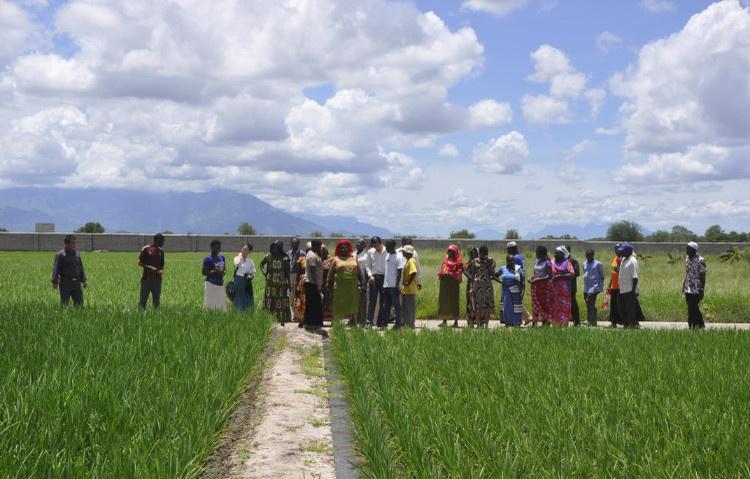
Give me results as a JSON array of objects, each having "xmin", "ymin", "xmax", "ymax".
[{"xmin": 0, "ymin": 232, "xmax": 747, "ymax": 255}]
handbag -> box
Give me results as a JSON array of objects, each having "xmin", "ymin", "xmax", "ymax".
[{"xmin": 225, "ymin": 263, "xmax": 240, "ymax": 300}]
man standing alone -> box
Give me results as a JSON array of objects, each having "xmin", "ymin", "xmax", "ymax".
[
  {"xmin": 683, "ymin": 241, "xmax": 707, "ymax": 329},
  {"xmin": 139, "ymin": 233, "xmax": 165, "ymax": 309},
  {"xmin": 51, "ymin": 234, "xmax": 88, "ymax": 306}
]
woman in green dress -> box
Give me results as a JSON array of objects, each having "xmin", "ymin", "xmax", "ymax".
[
  {"xmin": 260, "ymin": 240, "xmax": 291, "ymax": 324},
  {"xmin": 438, "ymin": 244, "xmax": 464, "ymax": 328},
  {"xmin": 326, "ymin": 240, "xmax": 361, "ymax": 324}
]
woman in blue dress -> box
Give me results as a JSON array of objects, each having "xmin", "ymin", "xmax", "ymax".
[{"xmin": 498, "ymin": 254, "xmax": 525, "ymax": 327}]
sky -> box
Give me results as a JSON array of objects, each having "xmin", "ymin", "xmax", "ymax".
[{"xmin": 1, "ymin": 0, "xmax": 749, "ymax": 236}]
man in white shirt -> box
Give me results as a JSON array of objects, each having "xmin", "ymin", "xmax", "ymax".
[
  {"xmin": 379, "ymin": 239, "xmax": 403, "ymax": 329},
  {"xmin": 303, "ymin": 239, "xmax": 324, "ymax": 327},
  {"xmin": 365, "ymin": 236, "xmax": 387, "ymax": 327},
  {"xmin": 355, "ymin": 238, "xmax": 369, "ymax": 325},
  {"xmin": 617, "ymin": 243, "xmax": 642, "ymax": 328},
  {"xmin": 396, "ymin": 236, "xmax": 422, "ymax": 289}
]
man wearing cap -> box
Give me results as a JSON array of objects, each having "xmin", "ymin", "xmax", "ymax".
[
  {"xmin": 617, "ymin": 243, "xmax": 641, "ymax": 328},
  {"xmin": 51, "ymin": 234, "xmax": 88, "ymax": 306},
  {"xmin": 683, "ymin": 241, "xmax": 707, "ymax": 329}
]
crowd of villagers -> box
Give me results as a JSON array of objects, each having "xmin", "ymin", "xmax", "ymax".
[{"xmin": 51, "ymin": 233, "xmax": 709, "ymax": 330}]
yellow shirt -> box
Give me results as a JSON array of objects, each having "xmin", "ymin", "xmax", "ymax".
[{"xmin": 401, "ymin": 258, "xmax": 418, "ymax": 295}]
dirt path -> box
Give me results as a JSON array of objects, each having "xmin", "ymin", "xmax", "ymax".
[{"xmin": 226, "ymin": 325, "xmax": 335, "ymax": 479}]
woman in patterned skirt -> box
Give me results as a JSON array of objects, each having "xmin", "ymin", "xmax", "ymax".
[
  {"xmin": 529, "ymin": 245, "xmax": 552, "ymax": 326},
  {"xmin": 326, "ymin": 240, "xmax": 362, "ymax": 324},
  {"xmin": 499, "ymin": 254, "xmax": 525, "ymax": 327},
  {"xmin": 466, "ymin": 245, "xmax": 496, "ymax": 327},
  {"xmin": 550, "ymin": 246, "xmax": 575, "ymax": 326},
  {"xmin": 463, "ymin": 247, "xmax": 479, "ymax": 327},
  {"xmin": 260, "ymin": 240, "xmax": 291, "ymax": 324}
]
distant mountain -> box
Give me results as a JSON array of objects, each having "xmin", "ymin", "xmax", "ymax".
[
  {"xmin": 305, "ymin": 214, "xmax": 393, "ymax": 238},
  {"xmin": 525, "ymin": 222, "xmax": 611, "ymax": 240},
  {"xmin": 0, "ymin": 187, "xmax": 391, "ymax": 236}
]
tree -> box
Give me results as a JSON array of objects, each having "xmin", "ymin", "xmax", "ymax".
[
  {"xmin": 543, "ymin": 234, "xmax": 577, "ymax": 240},
  {"xmin": 670, "ymin": 225, "xmax": 696, "ymax": 242},
  {"xmin": 329, "ymin": 232, "xmax": 345, "ymax": 238},
  {"xmin": 449, "ymin": 229, "xmax": 475, "ymax": 239},
  {"xmin": 704, "ymin": 224, "xmax": 725, "ymax": 242},
  {"xmin": 237, "ymin": 223, "xmax": 256, "ymax": 235},
  {"xmin": 646, "ymin": 230, "xmax": 671, "ymax": 242},
  {"xmin": 161, "ymin": 230, "xmax": 174, "ymax": 235},
  {"xmin": 606, "ymin": 221, "xmax": 643, "ymax": 242},
  {"xmin": 310, "ymin": 231, "xmax": 323, "ymax": 238},
  {"xmin": 75, "ymin": 222, "xmax": 105, "ymax": 233},
  {"xmin": 505, "ymin": 229, "xmax": 520, "ymax": 240},
  {"xmin": 0, "ymin": 227, "xmax": 7, "ymax": 232}
]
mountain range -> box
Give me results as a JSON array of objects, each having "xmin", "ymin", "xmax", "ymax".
[{"xmin": 0, "ymin": 187, "xmax": 393, "ymax": 237}]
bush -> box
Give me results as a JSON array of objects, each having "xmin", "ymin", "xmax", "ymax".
[
  {"xmin": 449, "ymin": 229, "xmax": 475, "ymax": 239},
  {"xmin": 75, "ymin": 222, "xmax": 105, "ymax": 233},
  {"xmin": 505, "ymin": 229, "xmax": 519, "ymax": 240}
]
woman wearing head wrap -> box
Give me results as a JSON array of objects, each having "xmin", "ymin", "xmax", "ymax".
[
  {"xmin": 549, "ymin": 245, "xmax": 575, "ymax": 326},
  {"xmin": 438, "ymin": 245, "xmax": 464, "ymax": 327},
  {"xmin": 260, "ymin": 240, "xmax": 291, "ymax": 324},
  {"xmin": 466, "ymin": 245, "xmax": 497, "ymax": 327},
  {"xmin": 463, "ymin": 247, "xmax": 479, "ymax": 327},
  {"xmin": 326, "ymin": 239, "xmax": 362, "ymax": 324},
  {"xmin": 529, "ymin": 245, "xmax": 552, "ymax": 326},
  {"xmin": 499, "ymin": 254, "xmax": 525, "ymax": 327}
]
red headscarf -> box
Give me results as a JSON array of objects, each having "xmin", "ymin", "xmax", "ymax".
[
  {"xmin": 335, "ymin": 239, "xmax": 354, "ymax": 257},
  {"xmin": 439, "ymin": 244, "xmax": 464, "ymax": 282}
]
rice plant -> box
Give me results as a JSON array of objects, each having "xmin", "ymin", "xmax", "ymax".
[{"xmin": 332, "ymin": 325, "xmax": 750, "ymax": 478}]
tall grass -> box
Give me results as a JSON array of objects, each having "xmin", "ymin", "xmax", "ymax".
[
  {"xmin": 0, "ymin": 251, "xmax": 272, "ymax": 478},
  {"xmin": 332, "ymin": 325, "xmax": 750, "ymax": 477}
]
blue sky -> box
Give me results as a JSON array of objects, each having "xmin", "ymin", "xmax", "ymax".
[{"xmin": 1, "ymin": 0, "xmax": 749, "ymax": 237}]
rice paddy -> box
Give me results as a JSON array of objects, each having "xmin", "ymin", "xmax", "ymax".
[{"xmin": 332, "ymin": 325, "xmax": 750, "ymax": 477}]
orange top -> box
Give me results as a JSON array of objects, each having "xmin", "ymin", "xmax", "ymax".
[{"xmin": 610, "ymin": 256, "xmax": 623, "ymax": 290}]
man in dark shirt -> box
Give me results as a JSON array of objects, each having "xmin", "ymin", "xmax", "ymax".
[
  {"xmin": 566, "ymin": 244, "xmax": 581, "ymax": 326},
  {"xmin": 51, "ymin": 234, "xmax": 88, "ymax": 306},
  {"xmin": 139, "ymin": 233, "xmax": 165, "ymax": 309}
]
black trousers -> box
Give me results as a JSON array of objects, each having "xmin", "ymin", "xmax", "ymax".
[
  {"xmin": 618, "ymin": 292, "xmax": 641, "ymax": 328},
  {"xmin": 140, "ymin": 278, "xmax": 162, "ymax": 309},
  {"xmin": 609, "ymin": 290, "xmax": 621, "ymax": 326},
  {"xmin": 60, "ymin": 278, "xmax": 83, "ymax": 306},
  {"xmin": 304, "ymin": 283, "xmax": 323, "ymax": 326},
  {"xmin": 570, "ymin": 288, "xmax": 580, "ymax": 325},
  {"xmin": 583, "ymin": 293, "xmax": 598, "ymax": 326},
  {"xmin": 367, "ymin": 274, "xmax": 385, "ymax": 326},
  {"xmin": 685, "ymin": 294, "xmax": 705, "ymax": 329}
]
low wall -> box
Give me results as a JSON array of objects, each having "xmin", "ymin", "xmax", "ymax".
[{"xmin": 0, "ymin": 233, "xmax": 747, "ymax": 255}]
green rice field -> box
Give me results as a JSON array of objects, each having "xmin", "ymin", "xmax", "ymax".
[
  {"xmin": 0, "ymin": 251, "xmax": 272, "ymax": 478},
  {"xmin": 332, "ymin": 325, "xmax": 750, "ymax": 477}
]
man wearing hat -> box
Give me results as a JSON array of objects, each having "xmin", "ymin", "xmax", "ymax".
[
  {"xmin": 683, "ymin": 241, "xmax": 707, "ymax": 329},
  {"xmin": 616, "ymin": 243, "xmax": 641, "ymax": 328}
]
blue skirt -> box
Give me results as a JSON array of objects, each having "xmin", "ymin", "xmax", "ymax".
[
  {"xmin": 233, "ymin": 275, "xmax": 255, "ymax": 311},
  {"xmin": 502, "ymin": 283, "xmax": 523, "ymax": 326}
]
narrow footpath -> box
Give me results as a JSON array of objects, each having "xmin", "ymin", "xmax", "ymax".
[{"xmin": 225, "ymin": 326, "xmax": 336, "ymax": 479}]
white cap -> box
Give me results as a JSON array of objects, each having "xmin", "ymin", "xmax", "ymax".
[
  {"xmin": 687, "ymin": 241, "xmax": 699, "ymax": 250},
  {"xmin": 507, "ymin": 241, "xmax": 518, "ymax": 248}
]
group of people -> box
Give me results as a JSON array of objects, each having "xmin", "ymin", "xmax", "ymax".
[{"xmin": 49, "ymin": 233, "xmax": 709, "ymax": 330}]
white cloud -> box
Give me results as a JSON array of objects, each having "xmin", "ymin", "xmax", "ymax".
[
  {"xmin": 468, "ymin": 99, "xmax": 513, "ymax": 127},
  {"xmin": 523, "ymin": 44, "xmax": 604, "ymax": 123},
  {"xmin": 462, "ymin": 0, "xmax": 528, "ymax": 16},
  {"xmin": 0, "ymin": 0, "xmax": 38, "ymax": 67},
  {"xmin": 472, "ymin": 131, "xmax": 528, "ymax": 174},
  {"xmin": 596, "ymin": 31, "xmax": 622, "ymax": 53},
  {"xmin": 612, "ymin": 1, "xmax": 750, "ymax": 183},
  {"xmin": 640, "ymin": 0, "xmax": 675, "ymax": 13},
  {"xmin": 0, "ymin": 0, "xmax": 491, "ymax": 211},
  {"xmin": 439, "ymin": 143, "xmax": 460, "ymax": 158},
  {"xmin": 564, "ymin": 139, "xmax": 596, "ymax": 161},
  {"xmin": 521, "ymin": 94, "xmax": 570, "ymax": 124}
]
